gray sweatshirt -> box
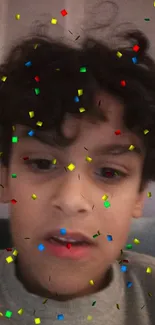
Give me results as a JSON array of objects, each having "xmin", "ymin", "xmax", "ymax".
[{"xmin": 0, "ymin": 249, "xmax": 155, "ymax": 325}]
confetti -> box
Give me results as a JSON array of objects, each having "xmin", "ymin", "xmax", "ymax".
[
  {"xmin": 85, "ymin": 156, "xmax": 92, "ymax": 162},
  {"xmin": 79, "ymin": 107, "xmax": 85, "ymax": 113},
  {"xmin": 12, "ymin": 136, "xmax": 18, "ymax": 143},
  {"xmin": 23, "ymin": 156, "xmax": 29, "ymax": 160},
  {"xmin": 52, "ymin": 158, "xmax": 57, "ymax": 165},
  {"xmin": 51, "ymin": 18, "xmax": 58, "ymax": 24},
  {"xmin": 120, "ymin": 80, "xmax": 126, "ymax": 87},
  {"xmin": 92, "ymin": 301, "xmax": 96, "ymax": 306},
  {"xmin": 6, "ymin": 248, "xmax": 12, "ymax": 251},
  {"xmin": 15, "ymin": 14, "xmax": 20, "ymax": 20},
  {"xmin": 89, "ymin": 280, "xmax": 94, "ymax": 285},
  {"xmin": 0, "ymin": 184, "xmax": 4, "ymax": 188},
  {"xmin": 146, "ymin": 267, "xmax": 152, "ymax": 274},
  {"xmin": 67, "ymin": 163, "xmax": 75, "ymax": 171},
  {"xmin": 32, "ymin": 194, "xmax": 37, "ymax": 200},
  {"xmin": 107, "ymin": 235, "xmax": 113, "ymax": 241},
  {"xmin": 0, "ymin": 312, "xmax": 3, "ymax": 316},
  {"xmin": 42, "ymin": 298, "xmax": 48, "ymax": 304},
  {"xmin": 13, "ymin": 249, "xmax": 18, "ymax": 256},
  {"xmin": 34, "ymin": 76, "xmax": 40, "ymax": 82},
  {"xmin": 29, "ymin": 111, "xmax": 35, "ymax": 118},
  {"xmin": 25, "ymin": 61, "xmax": 32, "ymax": 67},
  {"xmin": 34, "ymin": 88, "xmax": 40, "ymax": 95},
  {"xmin": 28, "ymin": 130, "xmax": 35, "ymax": 137},
  {"xmin": 120, "ymin": 265, "xmax": 127, "ymax": 272},
  {"xmin": 104, "ymin": 201, "xmax": 111, "ymax": 208},
  {"xmin": 80, "ymin": 67, "xmax": 87, "ymax": 72},
  {"xmin": 12, "ymin": 125, "xmax": 15, "ymax": 131},
  {"xmin": 128, "ymin": 145, "xmax": 135, "ymax": 151},
  {"xmin": 144, "ymin": 18, "xmax": 150, "ymax": 21},
  {"xmin": 60, "ymin": 228, "xmax": 67, "ymax": 235},
  {"xmin": 132, "ymin": 57, "xmax": 138, "ymax": 64},
  {"xmin": 6, "ymin": 256, "xmax": 14, "ymax": 264},
  {"xmin": 1, "ymin": 76, "xmax": 7, "ymax": 82},
  {"xmin": 38, "ymin": 243, "xmax": 45, "ymax": 251},
  {"xmin": 116, "ymin": 304, "xmax": 120, "ymax": 309},
  {"xmin": 147, "ymin": 192, "xmax": 152, "ymax": 198},
  {"xmin": 34, "ymin": 44, "xmax": 39, "ymax": 49},
  {"xmin": 5, "ymin": 310, "xmax": 13, "ymax": 318},
  {"xmin": 154, "ymin": 1, "xmax": 155, "ymax": 6},
  {"xmin": 11, "ymin": 199, "xmax": 17, "ymax": 204},
  {"xmin": 87, "ymin": 315, "xmax": 93, "ymax": 321},
  {"xmin": 61, "ymin": 9, "xmax": 68, "ymax": 16},
  {"xmin": 126, "ymin": 244, "xmax": 132, "ymax": 249},
  {"xmin": 11, "ymin": 174, "xmax": 17, "ymax": 178},
  {"xmin": 116, "ymin": 51, "xmax": 122, "ymax": 58},
  {"xmin": 57, "ymin": 314, "xmax": 64, "ymax": 320},
  {"xmin": 93, "ymin": 234, "xmax": 98, "ymax": 238},
  {"xmin": 144, "ymin": 129, "xmax": 149, "ymax": 135},
  {"xmin": 115, "ymin": 129, "xmax": 121, "ymax": 135},
  {"xmin": 102, "ymin": 194, "xmax": 108, "ymax": 201},
  {"xmin": 133, "ymin": 44, "xmax": 140, "ymax": 52},
  {"xmin": 36, "ymin": 121, "xmax": 43, "ymax": 127},
  {"xmin": 17, "ymin": 309, "xmax": 24, "ymax": 315},
  {"xmin": 74, "ymin": 96, "xmax": 79, "ymax": 103},
  {"xmin": 78, "ymin": 89, "xmax": 83, "ymax": 96},
  {"xmin": 34, "ymin": 318, "xmax": 41, "ymax": 324},
  {"xmin": 133, "ymin": 238, "xmax": 140, "ymax": 244},
  {"xmin": 66, "ymin": 243, "xmax": 71, "ymax": 249},
  {"xmin": 127, "ymin": 281, "xmax": 133, "ymax": 288},
  {"xmin": 148, "ymin": 292, "xmax": 152, "ymax": 297}
]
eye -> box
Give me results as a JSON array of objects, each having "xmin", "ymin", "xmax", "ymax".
[
  {"xmin": 25, "ymin": 159, "xmax": 57, "ymax": 172},
  {"xmin": 95, "ymin": 167, "xmax": 126, "ymax": 181}
]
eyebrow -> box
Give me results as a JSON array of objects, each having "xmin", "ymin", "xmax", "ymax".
[{"xmin": 20, "ymin": 131, "xmax": 143, "ymax": 157}]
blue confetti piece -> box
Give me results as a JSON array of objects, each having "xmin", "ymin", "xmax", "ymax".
[
  {"xmin": 120, "ymin": 265, "xmax": 127, "ymax": 272},
  {"xmin": 107, "ymin": 235, "xmax": 113, "ymax": 241},
  {"xmin": 60, "ymin": 228, "xmax": 67, "ymax": 235},
  {"xmin": 127, "ymin": 281, "xmax": 133, "ymax": 288},
  {"xmin": 38, "ymin": 243, "xmax": 45, "ymax": 251},
  {"xmin": 25, "ymin": 61, "xmax": 32, "ymax": 67},
  {"xmin": 57, "ymin": 314, "xmax": 64, "ymax": 320},
  {"xmin": 132, "ymin": 57, "xmax": 138, "ymax": 64},
  {"xmin": 74, "ymin": 96, "xmax": 79, "ymax": 103},
  {"xmin": 28, "ymin": 130, "xmax": 34, "ymax": 137}
]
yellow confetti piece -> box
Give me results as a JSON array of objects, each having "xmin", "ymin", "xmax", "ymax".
[
  {"xmin": 79, "ymin": 107, "xmax": 85, "ymax": 113},
  {"xmin": 51, "ymin": 18, "xmax": 57, "ymax": 24},
  {"xmin": 0, "ymin": 312, "xmax": 3, "ymax": 316},
  {"xmin": 78, "ymin": 89, "xmax": 83, "ymax": 96},
  {"xmin": 18, "ymin": 309, "xmax": 24, "ymax": 315},
  {"xmin": 154, "ymin": 1, "xmax": 155, "ymax": 7},
  {"xmin": 32, "ymin": 194, "xmax": 37, "ymax": 200},
  {"xmin": 0, "ymin": 152, "xmax": 3, "ymax": 156},
  {"xmin": 67, "ymin": 163, "xmax": 75, "ymax": 171},
  {"xmin": 15, "ymin": 14, "xmax": 20, "ymax": 20},
  {"xmin": 1, "ymin": 76, "xmax": 7, "ymax": 82},
  {"xmin": 89, "ymin": 280, "xmax": 94, "ymax": 285},
  {"xmin": 133, "ymin": 238, "xmax": 140, "ymax": 244},
  {"xmin": 85, "ymin": 156, "xmax": 92, "ymax": 162},
  {"xmin": 147, "ymin": 192, "xmax": 152, "ymax": 198},
  {"xmin": 146, "ymin": 267, "xmax": 152, "ymax": 274},
  {"xmin": 128, "ymin": 145, "xmax": 135, "ymax": 151},
  {"xmin": 6, "ymin": 256, "xmax": 14, "ymax": 263},
  {"xmin": 34, "ymin": 44, "xmax": 38, "ymax": 50},
  {"xmin": 52, "ymin": 158, "xmax": 57, "ymax": 165},
  {"xmin": 36, "ymin": 121, "xmax": 43, "ymax": 127},
  {"xmin": 12, "ymin": 125, "xmax": 15, "ymax": 131},
  {"xmin": 116, "ymin": 51, "xmax": 122, "ymax": 58},
  {"xmin": 116, "ymin": 303, "xmax": 120, "ymax": 309},
  {"xmin": 144, "ymin": 129, "xmax": 149, "ymax": 135},
  {"xmin": 34, "ymin": 318, "xmax": 41, "ymax": 324},
  {"xmin": 13, "ymin": 249, "xmax": 18, "ymax": 256},
  {"xmin": 148, "ymin": 292, "xmax": 152, "ymax": 297},
  {"xmin": 29, "ymin": 111, "xmax": 35, "ymax": 118},
  {"xmin": 87, "ymin": 315, "xmax": 93, "ymax": 321},
  {"xmin": 102, "ymin": 194, "xmax": 108, "ymax": 201}
]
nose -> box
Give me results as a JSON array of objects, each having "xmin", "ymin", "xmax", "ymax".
[{"xmin": 51, "ymin": 174, "xmax": 93, "ymax": 217}]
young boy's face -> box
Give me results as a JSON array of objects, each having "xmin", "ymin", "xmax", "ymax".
[{"xmin": 1, "ymin": 91, "xmax": 147, "ymax": 300}]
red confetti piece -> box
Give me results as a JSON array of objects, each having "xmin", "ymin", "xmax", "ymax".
[
  {"xmin": 133, "ymin": 44, "xmax": 140, "ymax": 52},
  {"xmin": 23, "ymin": 156, "xmax": 29, "ymax": 160},
  {"xmin": 120, "ymin": 80, "xmax": 126, "ymax": 87},
  {"xmin": 122, "ymin": 259, "xmax": 129, "ymax": 263},
  {"xmin": 66, "ymin": 243, "xmax": 71, "ymax": 249},
  {"xmin": 34, "ymin": 76, "xmax": 40, "ymax": 82},
  {"xmin": 11, "ymin": 199, "xmax": 17, "ymax": 204},
  {"xmin": 115, "ymin": 130, "xmax": 121, "ymax": 135},
  {"xmin": 6, "ymin": 248, "xmax": 12, "ymax": 251},
  {"xmin": 61, "ymin": 9, "xmax": 68, "ymax": 16}
]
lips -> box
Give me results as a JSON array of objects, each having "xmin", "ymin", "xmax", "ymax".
[{"xmin": 44, "ymin": 230, "xmax": 95, "ymax": 246}]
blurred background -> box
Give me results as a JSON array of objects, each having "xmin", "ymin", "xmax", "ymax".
[{"xmin": 0, "ymin": 0, "xmax": 155, "ymax": 255}]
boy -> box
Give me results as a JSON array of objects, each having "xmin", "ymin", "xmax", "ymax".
[{"xmin": 0, "ymin": 27, "xmax": 155, "ymax": 325}]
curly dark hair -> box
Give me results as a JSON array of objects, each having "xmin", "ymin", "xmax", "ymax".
[{"xmin": 0, "ymin": 27, "xmax": 155, "ymax": 191}]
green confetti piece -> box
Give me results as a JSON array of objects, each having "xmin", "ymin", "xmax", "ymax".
[
  {"xmin": 5, "ymin": 310, "xmax": 13, "ymax": 318},
  {"xmin": 34, "ymin": 88, "xmax": 40, "ymax": 95},
  {"xmin": 144, "ymin": 18, "xmax": 150, "ymax": 21},
  {"xmin": 104, "ymin": 201, "xmax": 111, "ymax": 208},
  {"xmin": 93, "ymin": 234, "xmax": 98, "ymax": 238},
  {"xmin": 92, "ymin": 301, "xmax": 96, "ymax": 306},
  {"xmin": 80, "ymin": 67, "xmax": 87, "ymax": 72},
  {"xmin": 126, "ymin": 244, "xmax": 132, "ymax": 249},
  {"xmin": 11, "ymin": 174, "xmax": 17, "ymax": 178},
  {"xmin": 12, "ymin": 136, "xmax": 18, "ymax": 143}
]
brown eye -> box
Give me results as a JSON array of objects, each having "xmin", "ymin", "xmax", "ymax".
[
  {"xmin": 25, "ymin": 159, "xmax": 56, "ymax": 172},
  {"xmin": 95, "ymin": 168, "xmax": 126, "ymax": 181}
]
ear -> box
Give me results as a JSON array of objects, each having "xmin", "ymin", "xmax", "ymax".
[
  {"xmin": 133, "ymin": 186, "xmax": 148, "ymax": 219},
  {"xmin": 0, "ymin": 166, "xmax": 10, "ymax": 203}
]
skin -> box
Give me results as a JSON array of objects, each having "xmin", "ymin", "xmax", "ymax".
[{"xmin": 1, "ymin": 91, "xmax": 148, "ymax": 301}]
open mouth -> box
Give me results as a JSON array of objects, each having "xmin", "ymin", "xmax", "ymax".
[{"xmin": 49, "ymin": 236, "xmax": 90, "ymax": 246}]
